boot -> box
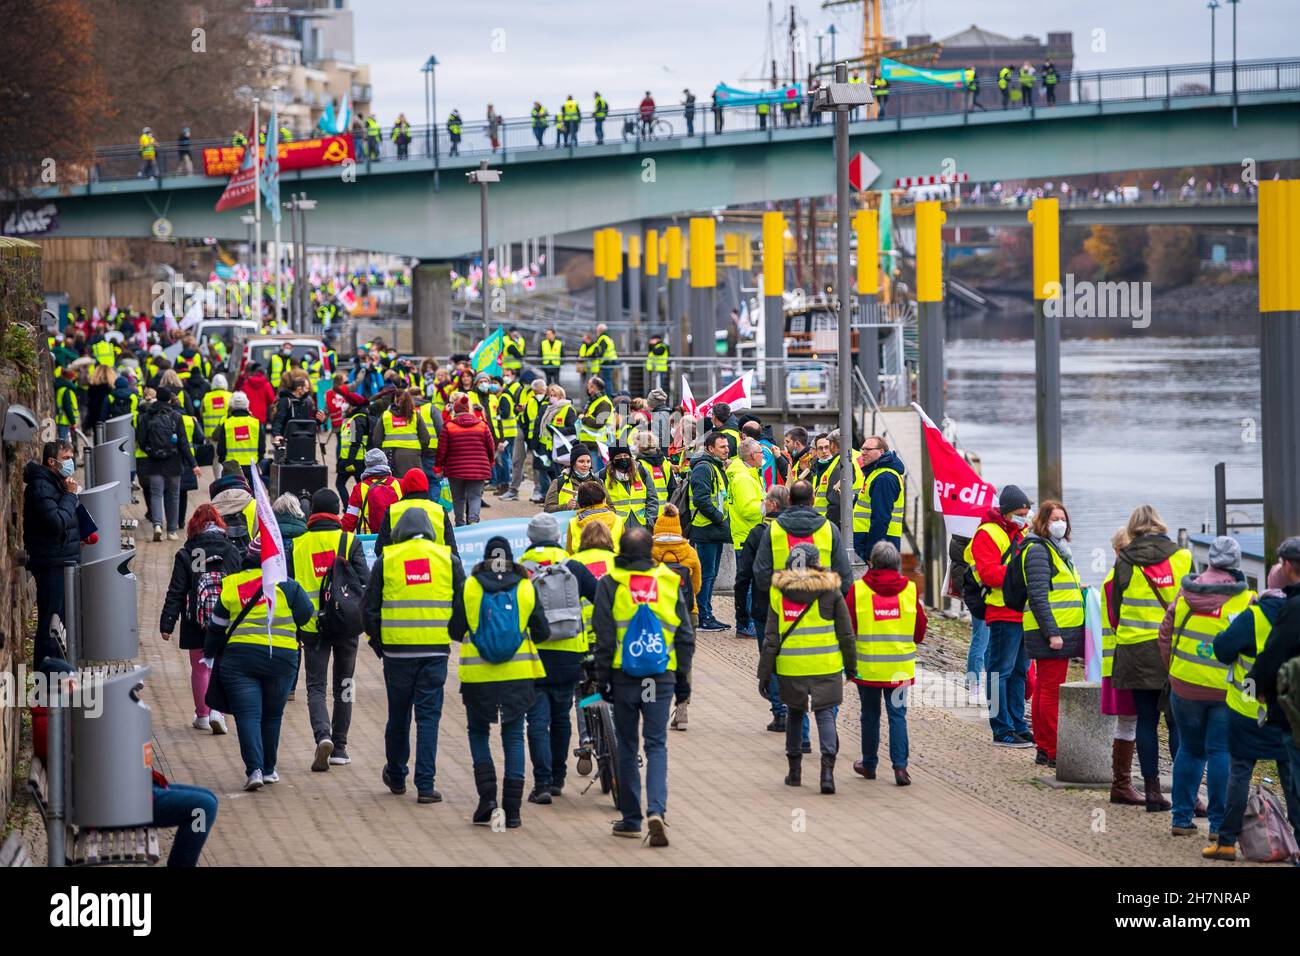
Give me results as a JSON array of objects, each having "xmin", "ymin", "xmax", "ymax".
[
  {"xmin": 502, "ymin": 777, "xmax": 524, "ymax": 829},
  {"xmin": 1109, "ymin": 739, "xmax": 1144, "ymax": 806},
  {"xmin": 784, "ymin": 754, "xmax": 801, "ymax": 787},
  {"xmin": 670, "ymin": 700, "xmax": 688, "ymax": 731},
  {"xmin": 820, "ymin": 754, "xmax": 836, "ymax": 795},
  {"xmin": 472, "ymin": 762, "xmax": 498, "ymax": 826},
  {"xmin": 1144, "ymin": 776, "xmax": 1171, "ymax": 813}
]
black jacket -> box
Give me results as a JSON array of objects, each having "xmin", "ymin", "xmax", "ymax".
[
  {"xmin": 160, "ymin": 528, "xmax": 245, "ymax": 649},
  {"xmin": 135, "ymin": 401, "xmax": 197, "ymax": 477},
  {"xmin": 373, "ymin": 491, "xmax": 458, "ymax": 556},
  {"xmin": 271, "ymin": 390, "xmax": 321, "ymax": 439},
  {"xmin": 687, "ymin": 453, "xmax": 731, "ymax": 544},
  {"xmin": 1249, "ymin": 582, "xmax": 1300, "ymax": 733},
  {"xmin": 214, "ymin": 409, "xmax": 267, "ymax": 463},
  {"xmin": 23, "ymin": 462, "xmax": 80, "ymax": 568},
  {"xmin": 1020, "ymin": 534, "xmax": 1084, "ymax": 659},
  {"xmin": 592, "ymin": 554, "xmax": 696, "ymax": 687},
  {"xmin": 364, "ymin": 508, "xmax": 465, "ymax": 655},
  {"xmin": 736, "ymin": 514, "xmax": 777, "ymax": 633}
]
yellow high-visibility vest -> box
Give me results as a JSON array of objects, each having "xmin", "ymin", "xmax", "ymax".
[
  {"xmin": 459, "ymin": 577, "xmax": 545, "ymax": 682},
  {"xmin": 608, "ymin": 565, "xmax": 680, "ymax": 673},
  {"xmin": 1020, "ymin": 540, "xmax": 1085, "ymax": 643},
  {"xmin": 963, "ymin": 522, "xmax": 1015, "ymax": 610},
  {"xmin": 770, "ymin": 587, "xmax": 841, "ymax": 677},
  {"xmin": 1168, "ymin": 588, "xmax": 1254, "ymax": 691},
  {"xmin": 291, "ymin": 527, "xmax": 351, "ymax": 635},
  {"xmin": 854, "ymin": 465, "xmax": 903, "ymax": 537},
  {"xmin": 417, "ymin": 402, "xmax": 439, "ymax": 454},
  {"xmin": 1100, "ymin": 568, "xmax": 1117, "ymax": 678},
  {"xmin": 1113, "ymin": 550, "xmax": 1194, "ymax": 648},
  {"xmin": 540, "ymin": 338, "xmax": 563, "ymax": 367},
  {"xmin": 220, "ymin": 571, "xmax": 299, "ymax": 651},
  {"xmin": 222, "ymin": 416, "xmax": 260, "ymax": 467},
  {"xmin": 202, "ymin": 390, "xmax": 232, "ymax": 436},
  {"xmin": 380, "ymin": 538, "xmax": 455, "ymax": 650},
  {"xmin": 385, "ymin": 498, "xmax": 447, "ymax": 547},
  {"xmin": 381, "ymin": 407, "xmax": 421, "ymax": 450},
  {"xmin": 569, "ymin": 546, "xmax": 615, "ymax": 650},
  {"xmin": 769, "ymin": 518, "xmax": 834, "ymax": 572},
  {"xmin": 605, "ymin": 465, "xmax": 651, "ymax": 524},
  {"xmin": 851, "ymin": 579, "xmax": 918, "ymax": 683},
  {"xmin": 91, "ymin": 339, "xmax": 117, "ymax": 367},
  {"xmin": 1226, "ymin": 605, "xmax": 1272, "ymax": 721}
]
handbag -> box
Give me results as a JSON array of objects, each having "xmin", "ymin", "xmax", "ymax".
[{"xmin": 203, "ymin": 590, "xmax": 265, "ymax": 714}]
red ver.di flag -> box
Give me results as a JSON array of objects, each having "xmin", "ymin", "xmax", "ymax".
[
  {"xmin": 912, "ymin": 402, "xmax": 999, "ymax": 539},
  {"xmin": 249, "ymin": 465, "xmax": 288, "ymax": 633}
]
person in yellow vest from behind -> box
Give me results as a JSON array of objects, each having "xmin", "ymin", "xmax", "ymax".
[
  {"xmin": 758, "ymin": 542, "xmax": 855, "ymax": 794},
  {"xmin": 1107, "ymin": 504, "xmax": 1194, "ymax": 813},
  {"xmin": 539, "ymin": 328, "xmax": 564, "ymax": 385},
  {"xmin": 848, "ymin": 541, "xmax": 926, "ymax": 786},
  {"xmin": 519, "ymin": 513, "xmax": 600, "ymax": 803},
  {"xmin": 202, "ymin": 374, "xmax": 233, "ymax": 472},
  {"xmin": 592, "ymin": 525, "xmax": 695, "ymax": 845},
  {"xmin": 449, "ymin": 536, "xmax": 550, "ymax": 829},
  {"xmin": 289, "ymin": 488, "xmax": 370, "ymax": 772},
  {"xmin": 215, "ymin": 391, "xmax": 265, "ymax": 485},
  {"xmin": 1205, "ymin": 548, "xmax": 1300, "ymax": 860},
  {"xmin": 374, "ymin": 467, "xmax": 457, "ymax": 556},
  {"xmin": 566, "ymin": 481, "xmax": 625, "ymax": 554},
  {"xmin": 1158, "ymin": 535, "xmax": 1252, "ymax": 841},
  {"xmin": 364, "ymin": 507, "xmax": 466, "ymax": 804},
  {"xmin": 203, "ymin": 536, "xmax": 315, "ymax": 791},
  {"xmin": 371, "ymin": 389, "xmax": 430, "ymax": 477},
  {"xmin": 650, "ymin": 504, "xmax": 701, "ymax": 732},
  {"xmin": 1100, "ymin": 525, "xmax": 1145, "ymax": 807}
]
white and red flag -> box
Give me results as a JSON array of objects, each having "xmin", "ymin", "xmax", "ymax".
[
  {"xmin": 683, "ymin": 370, "xmax": 754, "ymax": 421},
  {"xmin": 912, "ymin": 402, "xmax": 999, "ymax": 538},
  {"xmin": 248, "ymin": 465, "xmax": 288, "ymax": 631}
]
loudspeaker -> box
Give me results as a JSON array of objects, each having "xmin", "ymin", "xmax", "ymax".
[
  {"xmin": 273, "ymin": 462, "xmax": 327, "ymax": 500},
  {"xmin": 283, "ymin": 419, "xmax": 318, "ymax": 465}
]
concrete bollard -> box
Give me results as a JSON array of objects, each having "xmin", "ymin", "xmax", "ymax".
[
  {"xmin": 1054, "ymin": 680, "xmax": 1116, "ymax": 785},
  {"xmin": 715, "ymin": 544, "xmax": 736, "ymax": 592}
]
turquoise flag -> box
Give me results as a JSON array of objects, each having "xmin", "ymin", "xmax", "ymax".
[
  {"xmin": 880, "ymin": 57, "xmax": 965, "ymax": 88},
  {"xmin": 470, "ymin": 326, "xmax": 505, "ymax": 377}
]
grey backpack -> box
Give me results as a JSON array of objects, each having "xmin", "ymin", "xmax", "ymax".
[
  {"xmin": 1239, "ymin": 784, "xmax": 1300, "ymax": 863},
  {"xmin": 530, "ymin": 562, "xmax": 583, "ymax": 640}
]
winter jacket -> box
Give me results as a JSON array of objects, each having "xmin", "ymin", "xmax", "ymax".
[
  {"xmin": 1157, "ymin": 566, "xmax": 1249, "ymax": 702},
  {"xmin": 846, "ymin": 568, "xmax": 927, "ymax": 687},
  {"xmin": 758, "ymin": 567, "xmax": 855, "ymax": 710},
  {"xmin": 325, "ymin": 385, "xmax": 366, "ymax": 430},
  {"xmin": 752, "ymin": 506, "xmax": 855, "ymax": 597},
  {"xmin": 447, "ymin": 555, "xmax": 549, "ymax": 723},
  {"xmin": 736, "ymin": 514, "xmax": 776, "ymax": 634},
  {"xmin": 592, "ymin": 554, "xmax": 695, "ymax": 688},
  {"xmin": 84, "ymin": 382, "xmax": 111, "ymax": 431},
  {"xmin": 22, "ymin": 462, "xmax": 81, "ymax": 568},
  {"xmin": 342, "ymin": 472, "xmax": 401, "ymax": 533},
  {"xmin": 374, "ymin": 491, "xmax": 458, "ymax": 556},
  {"xmin": 969, "ymin": 508, "xmax": 1025, "ymax": 624},
  {"xmin": 544, "ymin": 468, "xmax": 597, "ymax": 513},
  {"xmin": 274, "ymin": 510, "xmax": 308, "ymax": 542},
  {"xmin": 1021, "ymin": 534, "xmax": 1085, "ymax": 659},
  {"xmin": 651, "ymin": 510, "xmax": 702, "ymax": 596},
  {"xmin": 214, "ymin": 409, "xmax": 267, "ymax": 465},
  {"xmin": 102, "ymin": 383, "xmax": 139, "ymax": 422},
  {"xmin": 181, "ymin": 376, "xmax": 208, "ymax": 421},
  {"xmin": 135, "ymin": 401, "xmax": 197, "ymax": 477},
  {"xmin": 860, "ymin": 450, "xmax": 906, "ymax": 553},
  {"xmin": 365, "ymin": 507, "xmax": 466, "ymax": 658},
  {"xmin": 566, "ymin": 507, "xmax": 625, "ymax": 554},
  {"xmin": 270, "ymin": 391, "xmax": 322, "ymax": 440},
  {"xmin": 160, "ymin": 528, "xmax": 244, "ymax": 649},
  {"xmin": 687, "ymin": 452, "xmax": 731, "ymax": 544},
  {"xmin": 1215, "ymin": 592, "xmax": 1291, "ymax": 757},
  {"xmin": 1110, "ymin": 534, "xmax": 1184, "ymax": 691},
  {"xmin": 237, "ymin": 372, "xmax": 277, "ymax": 423},
  {"xmin": 203, "ymin": 549, "xmax": 315, "ymax": 659},
  {"xmin": 436, "ymin": 411, "xmax": 495, "ymax": 480},
  {"xmin": 724, "ymin": 456, "xmax": 764, "ymax": 550}
]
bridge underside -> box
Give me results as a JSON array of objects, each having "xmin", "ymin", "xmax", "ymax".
[{"xmin": 34, "ymin": 94, "xmax": 1299, "ymax": 259}]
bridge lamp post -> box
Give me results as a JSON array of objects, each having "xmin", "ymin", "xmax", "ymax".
[
  {"xmin": 1228, "ymin": 0, "xmax": 1240, "ymax": 127},
  {"xmin": 1207, "ymin": 1, "xmax": 1219, "ymax": 93},
  {"xmin": 468, "ymin": 161, "xmax": 501, "ymax": 338},
  {"xmin": 422, "ymin": 55, "xmax": 440, "ymax": 192},
  {"xmin": 813, "ymin": 62, "xmax": 872, "ymax": 546}
]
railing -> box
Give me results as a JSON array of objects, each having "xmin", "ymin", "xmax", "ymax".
[{"xmin": 63, "ymin": 56, "xmax": 1300, "ymax": 187}]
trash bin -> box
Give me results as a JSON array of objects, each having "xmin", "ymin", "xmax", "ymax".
[
  {"xmin": 103, "ymin": 414, "xmax": 135, "ymax": 460},
  {"xmin": 71, "ymin": 666, "xmax": 153, "ymax": 828},
  {"xmin": 91, "ymin": 438, "xmax": 133, "ymax": 508},
  {"xmin": 78, "ymin": 482, "xmax": 122, "ymax": 564},
  {"xmin": 78, "ymin": 550, "xmax": 138, "ymax": 662}
]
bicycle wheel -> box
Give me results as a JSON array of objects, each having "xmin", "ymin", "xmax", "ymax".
[
  {"xmin": 597, "ymin": 702, "xmax": 620, "ymax": 808},
  {"xmin": 652, "ymin": 118, "xmax": 672, "ymax": 139}
]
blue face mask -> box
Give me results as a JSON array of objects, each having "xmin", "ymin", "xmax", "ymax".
[{"xmin": 59, "ymin": 458, "xmax": 75, "ymax": 478}]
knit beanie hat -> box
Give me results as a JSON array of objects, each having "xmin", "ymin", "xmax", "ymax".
[
  {"xmin": 998, "ymin": 484, "xmax": 1031, "ymax": 515},
  {"xmin": 528, "ymin": 513, "xmax": 560, "ymax": 545}
]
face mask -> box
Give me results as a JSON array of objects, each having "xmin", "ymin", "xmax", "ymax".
[
  {"xmin": 1010, "ymin": 512, "xmax": 1031, "ymax": 528},
  {"xmin": 59, "ymin": 458, "xmax": 75, "ymax": 478},
  {"xmin": 614, "ymin": 458, "xmax": 632, "ymax": 474},
  {"xmin": 817, "ymin": 454, "xmax": 831, "ymax": 464},
  {"xmin": 1048, "ymin": 519, "xmax": 1068, "ymax": 540},
  {"xmin": 574, "ymin": 467, "xmax": 590, "ymax": 479},
  {"xmin": 490, "ymin": 384, "xmax": 501, "ymax": 393},
  {"xmin": 477, "ymin": 383, "xmax": 488, "ymax": 392}
]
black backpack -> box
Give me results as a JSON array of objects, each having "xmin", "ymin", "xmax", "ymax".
[
  {"xmin": 108, "ymin": 393, "xmax": 136, "ymax": 419},
  {"xmin": 318, "ymin": 532, "xmax": 366, "ymax": 642},
  {"xmin": 999, "ymin": 538, "xmax": 1036, "ymax": 613},
  {"xmin": 143, "ymin": 406, "xmax": 180, "ymax": 461}
]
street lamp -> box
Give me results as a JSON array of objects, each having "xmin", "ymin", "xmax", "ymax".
[
  {"xmin": 813, "ymin": 62, "xmax": 872, "ymax": 545},
  {"xmin": 827, "ymin": 23, "xmax": 837, "ymax": 65},
  {"xmin": 421, "ymin": 55, "xmax": 440, "ymax": 191},
  {"xmin": 467, "ymin": 161, "xmax": 502, "ymax": 338},
  {"xmin": 1228, "ymin": 0, "xmax": 1240, "ymax": 127},
  {"xmin": 1208, "ymin": 0, "xmax": 1219, "ymax": 93}
]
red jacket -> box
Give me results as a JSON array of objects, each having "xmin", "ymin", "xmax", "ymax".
[
  {"xmin": 970, "ymin": 507, "xmax": 1024, "ymax": 624},
  {"xmin": 325, "ymin": 385, "xmax": 366, "ymax": 429},
  {"xmin": 847, "ymin": 569, "xmax": 927, "ymax": 687},
  {"xmin": 237, "ymin": 372, "xmax": 277, "ymax": 424},
  {"xmin": 436, "ymin": 412, "xmax": 495, "ymax": 480},
  {"xmin": 343, "ymin": 474, "xmax": 401, "ymax": 533}
]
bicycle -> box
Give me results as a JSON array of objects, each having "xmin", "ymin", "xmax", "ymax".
[
  {"xmin": 642, "ymin": 117, "xmax": 672, "ymax": 140},
  {"xmin": 573, "ymin": 657, "xmax": 621, "ymax": 808}
]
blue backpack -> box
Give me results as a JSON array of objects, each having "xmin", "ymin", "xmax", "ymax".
[
  {"xmin": 620, "ymin": 602, "xmax": 669, "ymax": 678},
  {"xmin": 474, "ymin": 587, "xmax": 527, "ymax": 664}
]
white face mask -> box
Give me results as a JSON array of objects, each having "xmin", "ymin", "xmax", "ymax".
[
  {"xmin": 1010, "ymin": 512, "xmax": 1031, "ymax": 528},
  {"xmin": 1048, "ymin": 519, "xmax": 1068, "ymax": 540}
]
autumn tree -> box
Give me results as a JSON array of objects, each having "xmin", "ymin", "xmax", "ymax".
[
  {"xmin": 1145, "ymin": 225, "xmax": 1200, "ymax": 289},
  {"xmin": 1083, "ymin": 225, "xmax": 1145, "ymax": 281}
]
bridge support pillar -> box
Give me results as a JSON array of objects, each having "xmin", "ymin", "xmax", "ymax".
[
  {"xmin": 593, "ymin": 228, "xmax": 606, "ymax": 328},
  {"xmin": 627, "ymin": 234, "xmax": 642, "ymax": 350},
  {"xmin": 689, "ymin": 217, "xmax": 717, "ymax": 395},
  {"xmin": 1030, "ymin": 198, "xmax": 1063, "ymax": 502},
  {"xmin": 915, "ymin": 201, "xmax": 947, "ymax": 607},
  {"xmin": 606, "ymin": 228, "xmax": 622, "ymax": 328},
  {"xmin": 853, "ymin": 208, "xmax": 881, "ymax": 403},
  {"xmin": 412, "ymin": 261, "xmax": 452, "ymax": 358},
  {"xmin": 1259, "ymin": 181, "xmax": 1300, "ymax": 560},
  {"xmin": 762, "ymin": 212, "xmax": 786, "ymax": 413}
]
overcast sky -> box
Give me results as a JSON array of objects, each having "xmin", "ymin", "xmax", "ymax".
[{"xmin": 353, "ymin": 0, "xmax": 1299, "ymax": 122}]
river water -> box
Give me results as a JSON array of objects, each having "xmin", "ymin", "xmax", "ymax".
[{"xmin": 944, "ymin": 316, "xmax": 1262, "ymax": 584}]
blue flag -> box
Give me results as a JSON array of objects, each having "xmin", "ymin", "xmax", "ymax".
[
  {"xmin": 261, "ymin": 106, "xmax": 281, "ymax": 224},
  {"xmin": 470, "ymin": 326, "xmax": 505, "ymax": 378}
]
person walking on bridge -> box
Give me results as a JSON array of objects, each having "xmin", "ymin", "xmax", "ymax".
[
  {"xmin": 531, "ymin": 102, "xmax": 548, "ymax": 148},
  {"xmin": 682, "ymin": 88, "xmax": 697, "ymax": 136},
  {"xmin": 447, "ymin": 109, "xmax": 463, "ymax": 156},
  {"xmin": 391, "ymin": 113, "xmax": 412, "ymax": 160},
  {"xmin": 998, "ymin": 65, "xmax": 1013, "ymax": 108},
  {"xmin": 712, "ymin": 83, "xmax": 725, "ymax": 133},
  {"xmin": 592, "ymin": 91, "xmax": 609, "ymax": 144},
  {"xmin": 562, "ymin": 95, "xmax": 580, "ymax": 146}
]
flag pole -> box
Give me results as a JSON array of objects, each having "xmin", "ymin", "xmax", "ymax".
[
  {"xmin": 253, "ymin": 97, "xmax": 262, "ymax": 326},
  {"xmin": 274, "ymin": 217, "xmax": 282, "ymax": 332}
]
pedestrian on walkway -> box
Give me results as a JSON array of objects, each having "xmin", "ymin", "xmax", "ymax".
[
  {"xmin": 593, "ymin": 525, "xmax": 694, "ymax": 844},
  {"xmin": 137, "ymin": 385, "xmax": 201, "ymax": 542},
  {"xmin": 436, "ymin": 393, "xmax": 495, "ymax": 526},
  {"xmin": 689, "ymin": 430, "xmax": 733, "ymax": 631},
  {"xmin": 342, "ymin": 447, "xmax": 403, "ymax": 533},
  {"xmin": 736, "ymin": 485, "xmax": 789, "ymax": 727},
  {"xmin": 449, "ymin": 537, "xmax": 550, "ymax": 828},
  {"xmin": 1159, "ymin": 535, "xmax": 1250, "ymax": 839},
  {"xmin": 447, "ymin": 109, "xmax": 463, "ymax": 156},
  {"xmin": 753, "ymin": 479, "xmax": 854, "ymax": 603},
  {"xmin": 1109, "ymin": 504, "xmax": 1192, "ymax": 812},
  {"xmin": 371, "ymin": 387, "xmax": 431, "ymax": 477},
  {"xmin": 712, "ymin": 83, "xmax": 725, "ymax": 133},
  {"xmin": 853, "ymin": 435, "xmax": 905, "ymax": 562},
  {"xmin": 204, "ymin": 537, "xmax": 315, "ymax": 791},
  {"xmin": 759, "ymin": 543, "xmax": 855, "ymax": 794},
  {"xmin": 177, "ymin": 125, "xmax": 193, "ymax": 175},
  {"xmin": 160, "ymin": 503, "xmax": 240, "ymax": 736},
  {"xmin": 23, "ymin": 440, "xmax": 87, "ymax": 668},
  {"xmin": 682, "ymin": 88, "xmax": 696, "ymax": 136},
  {"xmin": 365, "ymin": 507, "xmax": 464, "ymax": 803},
  {"xmin": 1100, "ymin": 526, "xmax": 1145, "ymax": 806},
  {"xmin": 727, "ymin": 439, "xmax": 766, "ymax": 637},
  {"xmin": 604, "ymin": 442, "xmax": 659, "ymax": 529},
  {"xmin": 374, "ymin": 467, "xmax": 457, "ymax": 554},
  {"xmin": 511, "ymin": 378, "xmax": 545, "ymax": 501},
  {"xmin": 1020, "ymin": 501, "xmax": 1085, "ymax": 767},
  {"xmin": 849, "ymin": 541, "xmax": 925, "ymax": 786},
  {"xmin": 650, "ymin": 504, "xmax": 701, "ymax": 731},
  {"xmin": 291, "ymin": 489, "xmax": 369, "ymax": 772}
]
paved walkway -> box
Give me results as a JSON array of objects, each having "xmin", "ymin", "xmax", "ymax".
[{"xmin": 130, "ymin": 475, "xmax": 1225, "ymax": 867}]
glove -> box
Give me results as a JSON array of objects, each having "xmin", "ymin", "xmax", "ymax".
[
  {"xmin": 759, "ymin": 680, "xmax": 771, "ymax": 700},
  {"xmin": 367, "ymin": 634, "xmax": 384, "ymax": 659},
  {"xmin": 599, "ymin": 683, "xmax": 614, "ymax": 703},
  {"xmin": 200, "ymin": 657, "xmax": 214, "ymax": 669}
]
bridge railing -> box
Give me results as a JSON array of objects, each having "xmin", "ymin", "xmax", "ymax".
[{"xmin": 64, "ymin": 56, "xmax": 1300, "ymax": 187}]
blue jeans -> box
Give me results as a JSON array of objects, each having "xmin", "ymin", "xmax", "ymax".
[
  {"xmin": 1169, "ymin": 694, "xmax": 1229, "ymax": 831},
  {"xmin": 613, "ymin": 680, "xmax": 671, "ymax": 826},
  {"xmin": 152, "ymin": 783, "xmax": 218, "ymax": 867},
  {"xmin": 468, "ymin": 710, "xmax": 527, "ymax": 780},
  {"xmin": 533, "ymin": 456, "xmax": 552, "ymax": 498},
  {"xmin": 986, "ymin": 619, "xmax": 1029, "ymax": 739},
  {"xmin": 694, "ymin": 540, "xmax": 724, "ymax": 622},
  {"xmin": 221, "ymin": 644, "xmax": 298, "ymax": 776},
  {"xmin": 526, "ymin": 682, "xmax": 577, "ymax": 787},
  {"xmin": 859, "ymin": 684, "xmax": 909, "ymax": 770},
  {"xmin": 382, "ymin": 655, "xmax": 448, "ymax": 794},
  {"xmin": 492, "ymin": 442, "xmax": 512, "ymax": 487},
  {"xmin": 967, "ymin": 616, "xmax": 991, "ymax": 686},
  {"xmin": 600, "ymin": 366, "xmax": 614, "ymax": 395}
]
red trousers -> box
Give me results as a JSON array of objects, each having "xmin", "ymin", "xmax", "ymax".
[{"xmin": 1030, "ymin": 657, "xmax": 1070, "ymax": 758}]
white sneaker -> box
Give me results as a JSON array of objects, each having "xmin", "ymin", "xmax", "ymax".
[
  {"xmin": 192, "ymin": 714, "xmax": 210, "ymax": 731},
  {"xmin": 244, "ymin": 769, "xmax": 264, "ymax": 791},
  {"xmin": 167, "ymin": 531, "xmax": 179, "ymax": 541},
  {"xmin": 208, "ymin": 712, "xmax": 228, "ymax": 735},
  {"xmin": 262, "ymin": 769, "xmax": 280, "ymax": 784},
  {"xmin": 153, "ymin": 524, "xmax": 163, "ymax": 542},
  {"xmin": 328, "ymin": 747, "xmax": 351, "ymax": 766}
]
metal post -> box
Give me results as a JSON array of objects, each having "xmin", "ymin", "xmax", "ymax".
[
  {"xmin": 64, "ymin": 563, "xmax": 78, "ymax": 670},
  {"xmin": 431, "ymin": 58, "xmax": 441, "ymax": 192},
  {"xmin": 1214, "ymin": 461, "xmax": 1228, "ymax": 536},
  {"xmin": 915, "ymin": 200, "xmax": 947, "ymax": 606},
  {"xmin": 644, "ymin": 227, "xmax": 660, "ymax": 338},
  {"xmin": 252, "ymin": 97, "xmax": 262, "ymax": 325},
  {"xmin": 593, "ymin": 228, "xmax": 607, "ymax": 327},
  {"xmin": 689, "ymin": 217, "xmax": 717, "ymax": 395},
  {"xmin": 1030, "ymin": 198, "xmax": 1063, "ymax": 501},
  {"xmin": 833, "ymin": 62, "xmax": 854, "ymax": 545},
  {"xmin": 1259, "ymin": 181, "xmax": 1300, "ymax": 561},
  {"xmin": 1209, "ymin": 0, "xmax": 1218, "ymax": 93},
  {"xmin": 1230, "ymin": 0, "xmax": 1238, "ymax": 127},
  {"xmin": 47, "ymin": 672, "xmax": 66, "ymax": 867},
  {"xmin": 606, "ymin": 229, "xmax": 623, "ymax": 327},
  {"xmin": 478, "ymin": 160, "xmax": 490, "ymax": 337},
  {"xmin": 666, "ymin": 226, "xmax": 685, "ymax": 360},
  {"xmin": 287, "ymin": 192, "xmax": 299, "ymax": 332},
  {"xmin": 762, "ymin": 211, "xmax": 786, "ymax": 413}
]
